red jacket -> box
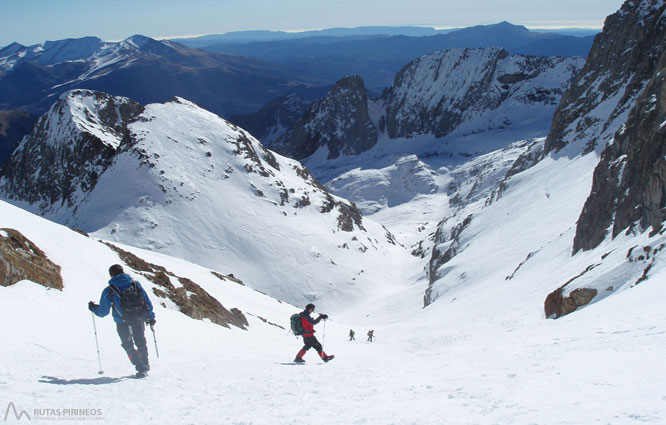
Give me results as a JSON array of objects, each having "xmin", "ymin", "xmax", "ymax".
[{"xmin": 300, "ymin": 312, "xmax": 322, "ymax": 337}]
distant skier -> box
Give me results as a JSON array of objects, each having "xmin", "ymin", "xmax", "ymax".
[
  {"xmin": 349, "ymin": 329, "xmax": 355, "ymax": 341},
  {"xmin": 367, "ymin": 330, "xmax": 375, "ymax": 342},
  {"xmin": 89, "ymin": 264, "xmax": 156, "ymax": 377},
  {"xmin": 294, "ymin": 303, "xmax": 334, "ymax": 363}
]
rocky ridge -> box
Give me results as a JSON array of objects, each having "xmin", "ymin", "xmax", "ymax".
[
  {"xmin": 572, "ymin": 0, "xmax": 666, "ymax": 252},
  {"xmin": 0, "ymin": 89, "xmax": 404, "ymax": 307},
  {"xmin": 273, "ymin": 48, "xmax": 584, "ymax": 163},
  {"xmin": 274, "ymin": 76, "xmax": 378, "ymax": 160}
]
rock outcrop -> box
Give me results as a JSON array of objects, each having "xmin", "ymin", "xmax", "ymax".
[
  {"xmin": 105, "ymin": 242, "xmax": 248, "ymax": 330},
  {"xmin": 544, "ymin": 0, "xmax": 666, "ymax": 156},
  {"xmin": 381, "ymin": 47, "xmax": 583, "ymax": 140},
  {"xmin": 544, "ymin": 286, "xmax": 598, "ymax": 319},
  {"xmin": 0, "ymin": 228, "xmax": 63, "ymax": 290},
  {"xmin": 0, "ymin": 90, "xmax": 143, "ymax": 212},
  {"xmin": 275, "ymin": 76, "xmax": 378, "ymax": 160},
  {"xmin": 570, "ymin": 0, "xmax": 666, "ymax": 252},
  {"xmin": 274, "ymin": 48, "xmax": 583, "ymax": 162},
  {"xmin": 424, "ymin": 214, "xmax": 473, "ymax": 306}
]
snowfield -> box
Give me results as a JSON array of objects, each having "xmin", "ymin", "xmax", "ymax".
[{"xmin": 2, "ymin": 126, "xmax": 666, "ymax": 424}]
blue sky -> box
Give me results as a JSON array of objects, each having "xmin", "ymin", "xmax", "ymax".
[{"xmin": 2, "ymin": 0, "xmax": 626, "ymax": 46}]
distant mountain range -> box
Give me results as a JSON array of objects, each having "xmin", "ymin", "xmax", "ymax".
[
  {"xmin": 183, "ymin": 22, "xmax": 595, "ymax": 93},
  {"xmin": 0, "ymin": 21, "xmax": 595, "ymax": 166},
  {"xmin": 172, "ymin": 24, "xmax": 599, "ymax": 46},
  {"xmin": 0, "ymin": 35, "xmax": 327, "ymax": 165},
  {"xmin": 0, "ymin": 35, "xmax": 323, "ymax": 117}
]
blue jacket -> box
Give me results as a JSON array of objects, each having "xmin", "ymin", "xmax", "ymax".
[{"xmin": 91, "ymin": 273, "xmax": 155, "ymax": 323}]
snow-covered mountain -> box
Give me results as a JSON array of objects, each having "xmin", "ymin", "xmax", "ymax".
[
  {"xmin": 381, "ymin": 47, "xmax": 584, "ymax": 140},
  {"xmin": 423, "ymin": 0, "xmax": 666, "ymax": 316},
  {"xmin": 2, "ymin": 2, "xmax": 666, "ymax": 423},
  {"xmin": 0, "ymin": 35, "xmax": 167, "ymax": 71},
  {"xmin": 272, "ymin": 48, "xmax": 584, "ymax": 167},
  {"xmin": 0, "ymin": 35, "xmax": 317, "ymax": 118},
  {"xmin": 273, "ymin": 75, "xmax": 379, "ymax": 160},
  {"xmin": 0, "ymin": 90, "xmax": 407, "ymax": 309}
]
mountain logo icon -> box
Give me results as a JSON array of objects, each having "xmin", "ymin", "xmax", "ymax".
[{"xmin": 3, "ymin": 403, "xmax": 30, "ymax": 421}]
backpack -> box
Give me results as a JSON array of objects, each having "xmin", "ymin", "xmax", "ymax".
[
  {"xmin": 110, "ymin": 280, "xmax": 149, "ymax": 322},
  {"xmin": 290, "ymin": 313, "xmax": 304, "ymax": 335}
]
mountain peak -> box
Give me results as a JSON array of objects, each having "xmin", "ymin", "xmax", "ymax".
[
  {"xmin": 275, "ymin": 74, "xmax": 378, "ymax": 160},
  {"xmin": 123, "ymin": 34, "xmax": 153, "ymax": 48},
  {"xmin": 0, "ymin": 42, "xmax": 26, "ymax": 56},
  {"xmin": 493, "ymin": 21, "xmax": 528, "ymax": 31}
]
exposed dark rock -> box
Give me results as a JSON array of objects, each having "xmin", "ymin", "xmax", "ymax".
[
  {"xmin": 246, "ymin": 313, "xmax": 285, "ymax": 329},
  {"xmin": 0, "ymin": 90, "xmax": 144, "ymax": 213},
  {"xmin": 0, "ymin": 228, "xmax": 63, "ymax": 290},
  {"xmin": 545, "ymin": 287, "xmax": 598, "ymax": 318},
  {"xmin": 275, "ymin": 75, "xmax": 378, "ymax": 160},
  {"xmin": 105, "ymin": 242, "xmax": 248, "ymax": 330},
  {"xmin": 544, "ymin": 263, "xmax": 601, "ymax": 318},
  {"xmin": 504, "ymin": 141, "xmax": 545, "ymax": 179},
  {"xmin": 382, "ymin": 48, "xmax": 582, "ymax": 140},
  {"xmin": 544, "ymin": 0, "xmax": 666, "ymax": 155},
  {"xmin": 337, "ymin": 202, "xmax": 365, "ymax": 232},
  {"xmin": 211, "ymin": 270, "xmax": 245, "ymax": 286},
  {"xmin": 424, "ymin": 214, "xmax": 473, "ymax": 306},
  {"xmin": 231, "ymin": 131, "xmax": 280, "ymax": 178},
  {"xmin": 505, "ymin": 250, "xmax": 539, "ymax": 281},
  {"xmin": 572, "ymin": 1, "xmax": 666, "ymax": 252}
]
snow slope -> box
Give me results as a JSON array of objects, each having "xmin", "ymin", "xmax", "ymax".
[
  {"xmin": 2, "ymin": 177, "xmax": 666, "ymax": 425},
  {"xmin": 0, "ymin": 91, "xmax": 409, "ymax": 311}
]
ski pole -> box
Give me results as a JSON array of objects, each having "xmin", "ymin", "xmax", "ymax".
[
  {"xmin": 150, "ymin": 324, "xmax": 160, "ymax": 358},
  {"xmin": 91, "ymin": 312, "xmax": 104, "ymax": 375}
]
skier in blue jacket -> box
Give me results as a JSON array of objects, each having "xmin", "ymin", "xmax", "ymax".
[{"xmin": 89, "ymin": 264, "xmax": 155, "ymax": 377}]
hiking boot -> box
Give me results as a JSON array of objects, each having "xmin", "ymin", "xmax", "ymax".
[
  {"xmin": 323, "ymin": 355, "xmax": 335, "ymax": 363},
  {"xmin": 135, "ymin": 371, "xmax": 148, "ymax": 378},
  {"xmin": 293, "ymin": 357, "xmax": 305, "ymax": 363}
]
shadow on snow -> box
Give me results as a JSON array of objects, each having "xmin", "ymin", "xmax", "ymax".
[{"xmin": 39, "ymin": 375, "xmax": 136, "ymax": 385}]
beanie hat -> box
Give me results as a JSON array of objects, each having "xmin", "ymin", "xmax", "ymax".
[{"xmin": 109, "ymin": 264, "xmax": 124, "ymax": 277}]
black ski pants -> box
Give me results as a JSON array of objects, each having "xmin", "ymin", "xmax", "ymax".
[
  {"xmin": 302, "ymin": 335, "xmax": 323, "ymax": 353},
  {"xmin": 117, "ymin": 321, "xmax": 149, "ymax": 372}
]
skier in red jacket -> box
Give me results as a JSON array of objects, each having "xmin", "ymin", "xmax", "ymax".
[{"xmin": 294, "ymin": 303, "xmax": 334, "ymax": 363}]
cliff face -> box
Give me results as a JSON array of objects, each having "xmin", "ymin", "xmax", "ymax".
[
  {"xmin": 0, "ymin": 90, "xmax": 143, "ymax": 213},
  {"xmin": 544, "ymin": 0, "xmax": 666, "ymax": 156},
  {"xmin": 274, "ymin": 76, "xmax": 377, "ymax": 160},
  {"xmin": 274, "ymin": 48, "xmax": 583, "ymax": 162},
  {"xmin": 381, "ymin": 47, "xmax": 583, "ymax": 140},
  {"xmin": 571, "ymin": 0, "xmax": 666, "ymax": 252},
  {"xmin": 574, "ymin": 57, "xmax": 666, "ymax": 252}
]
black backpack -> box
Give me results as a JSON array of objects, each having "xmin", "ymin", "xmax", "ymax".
[
  {"xmin": 290, "ymin": 313, "xmax": 304, "ymax": 336},
  {"xmin": 110, "ymin": 280, "xmax": 149, "ymax": 322}
]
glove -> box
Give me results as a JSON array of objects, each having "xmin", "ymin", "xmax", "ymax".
[
  {"xmin": 320, "ymin": 314, "xmax": 329, "ymax": 320},
  {"xmin": 88, "ymin": 301, "xmax": 98, "ymax": 312},
  {"xmin": 147, "ymin": 318, "xmax": 156, "ymax": 326}
]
